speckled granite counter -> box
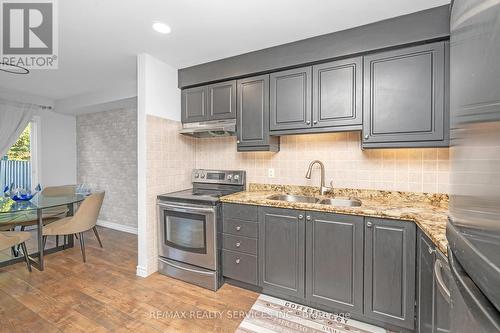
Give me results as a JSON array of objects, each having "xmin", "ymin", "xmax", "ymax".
[{"xmin": 221, "ymin": 184, "xmax": 449, "ymax": 255}]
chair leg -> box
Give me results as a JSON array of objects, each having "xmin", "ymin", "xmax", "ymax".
[
  {"xmin": 92, "ymin": 226, "xmax": 103, "ymax": 248},
  {"xmin": 20, "ymin": 242, "xmax": 31, "ymax": 272},
  {"xmin": 79, "ymin": 232, "xmax": 86, "ymax": 263},
  {"xmin": 42, "ymin": 235, "xmax": 47, "ymax": 250},
  {"xmin": 56, "ymin": 235, "xmax": 59, "ymax": 247},
  {"xmin": 74, "ymin": 233, "xmax": 79, "ymax": 240}
]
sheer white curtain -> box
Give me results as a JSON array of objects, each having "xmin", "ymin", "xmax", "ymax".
[{"xmin": 0, "ymin": 98, "xmax": 36, "ymax": 158}]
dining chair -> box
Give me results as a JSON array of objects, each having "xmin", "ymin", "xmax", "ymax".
[
  {"xmin": 42, "ymin": 192, "xmax": 105, "ymax": 262},
  {"xmin": 0, "ymin": 231, "xmax": 31, "ymax": 271}
]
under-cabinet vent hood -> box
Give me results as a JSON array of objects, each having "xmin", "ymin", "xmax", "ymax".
[{"xmin": 179, "ymin": 119, "xmax": 236, "ymax": 138}]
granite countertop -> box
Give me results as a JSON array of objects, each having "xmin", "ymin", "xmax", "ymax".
[{"xmin": 221, "ymin": 184, "xmax": 449, "ymax": 255}]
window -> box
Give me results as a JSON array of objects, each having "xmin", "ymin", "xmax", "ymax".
[{"xmin": 1, "ymin": 121, "xmax": 37, "ymax": 192}]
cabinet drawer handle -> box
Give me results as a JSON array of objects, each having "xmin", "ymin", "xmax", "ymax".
[
  {"xmin": 313, "ymin": 120, "xmax": 317, "ymax": 125},
  {"xmin": 364, "ymin": 134, "xmax": 369, "ymax": 140},
  {"xmin": 235, "ymin": 226, "xmax": 241, "ymax": 231},
  {"xmin": 428, "ymin": 246, "xmax": 435, "ymax": 255},
  {"xmin": 235, "ymin": 258, "xmax": 241, "ymax": 264},
  {"xmin": 235, "ymin": 242, "xmax": 241, "ymax": 248},
  {"xmin": 236, "ymin": 140, "xmax": 240, "ymax": 144},
  {"xmin": 367, "ymin": 221, "xmax": 373, "ymax": 227},
  {"xmin": 306, "ymin": 121, "xmax": 311, "ymax": 125},
  {"xmin": 434, "ymin": 259, "xmax": 451, "ymax": 303},
  {"xmin": 306, "ymin": 216, "xmax": 311, "ymax": 221},
  {"xmin": 298, "ymin": 214, "xmax": 304, "ymax": 219}
]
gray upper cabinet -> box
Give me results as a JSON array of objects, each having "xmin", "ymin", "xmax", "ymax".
[
  {"xmin": 306, "ymin": 212, "xmax": 364, "ymax": 314},
  {"xmin": 207, "ymin": 80, "xmax": 236, "ymax": 120},
  {"xmin": 313, "ymin": 57, "xmax": 363, "ymax": 129},
  {"xmin": 181, "ymin": 86, "xmax": 208, "ymax": 123},
  {"xmin": 237, "ymin": 75, "xmax": 279, "ymax": 152},
  {"xmin": 364, "ymin": 218, "xmax": 416, "ymax": 330},
  {"xmin": 270, "ymin": 67, "xmax": 312, "ymax": 131},
  {"xmin": 363, "ymin": 41, "xmax": 449, "ymax": 148},
  {"xmin": 259, "ymin": 207, "xmax": 305, "ymax": 299}
]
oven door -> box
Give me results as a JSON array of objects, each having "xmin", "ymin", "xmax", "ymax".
[{"xmin": 158, "ymin": 201, "xmax": 217, "ymax": 270}]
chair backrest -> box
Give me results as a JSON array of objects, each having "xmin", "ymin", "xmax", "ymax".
[
  {"xmin": 42, "ymin": 185, "xmax": 76, "ymax": 197},
  {"xmin": 0, "ymin": 232, "xmax": 24, "ymax": 251},
  {"xmin": 71, "ymin": 192, "xmax": 105, "ymax": 231}
]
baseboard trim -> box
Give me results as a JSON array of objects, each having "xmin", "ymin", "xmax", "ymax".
[
  {"xmin": 97, "ymin": 219, "xmax": 138, "ymax": 234},
  {"xmin": 136, "ymin": 265, "xmax": 149, "ymax": 277}
]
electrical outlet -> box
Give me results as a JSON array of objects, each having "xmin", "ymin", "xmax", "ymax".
[{"xmin": 268, "ymin": 168, "xmax": 275, "ymax": 178}]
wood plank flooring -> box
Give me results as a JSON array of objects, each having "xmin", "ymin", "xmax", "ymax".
[{"xmin": 0, "ymin": 227, "xmax": 259, "ymax": 333}]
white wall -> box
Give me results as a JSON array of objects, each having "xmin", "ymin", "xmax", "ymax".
[
  {"xmin": 137, "ymin": 53, "xmax": 181, "ymax": 277},
  {"xmin": 38, "ymin": 110, "xmax": 77, "ymax": 186}
]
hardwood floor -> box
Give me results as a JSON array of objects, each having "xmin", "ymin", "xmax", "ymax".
[{"xmin": 0, "ymin": 227, "xmax": 259, "ymax": 333}]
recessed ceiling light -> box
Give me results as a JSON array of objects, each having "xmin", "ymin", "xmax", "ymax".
[{"xmin": 152, "ymin": 22, "xmax": 171, "ymax": 34}]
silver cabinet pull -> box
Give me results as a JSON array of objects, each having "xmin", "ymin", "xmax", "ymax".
[
  {"xmin": 306, "ymin": 216, "xmax": 311, "ymax": 221},
  {"xmin": 364, "ymin": 134, "xmax": 369, "ymax": 139},
  {"xmin": 236, "ymin": 140, "xmax": 240, "ymax": 144},
  {"xmin": 298, "ymin": 214, "xmax": 304, "ymax": 219},
  {"xmin": 434, "ymin": 259, "xmax": 451, "ymax": 303},
  {"xmin": 235, "ymin": 242, "xmax": 241, "ymax": 248},
  {"xmin": 367, "ymin": 221, "xmax": 373, "ymax": 227},
  {"xmin": 235, "ymin": 226, "xmax": 241, "ymax": 231},
  {"xmin": 235, "ymin": 258, "xmax": 241, "ymax": 264},
  {"xmin": 313, "ymin": 120, "xmax": 317, "ymax": 124},
  {"xmin": 306, "ymin": 121, "xmax": 311, "ymax": 125},
  {"xmin": 428, "ymin": 246, "xmax": 435, "ymax": 255}
]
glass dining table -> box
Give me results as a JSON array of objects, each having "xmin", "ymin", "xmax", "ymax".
[{"xmin": 0, "ymin": 193, "xmax": 86, "ymax": 271}]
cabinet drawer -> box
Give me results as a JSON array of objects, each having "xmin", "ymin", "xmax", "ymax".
[
  {"xmin": 223, "ymin": 203, "xmax": 258, "ymax": 221},
  {"xmin": 223, "ymin": 218, "xmax": 258, "ymax": 238},
  {"xmin": 222, "ymin": 249, "xmax": 258, "ymax": 285},
  {"xmin": 222, "ymin": 234, "xmax": 257, "ymax": 255}
]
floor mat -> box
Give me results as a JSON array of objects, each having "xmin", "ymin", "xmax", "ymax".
[{"xmin": 236, "ymin": 294, "xmax": 388, "ymax": 333}]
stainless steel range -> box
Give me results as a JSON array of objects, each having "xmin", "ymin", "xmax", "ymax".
[{"xmin": 157, "ymin": 169, "xmax": 245, "ymax": 290}]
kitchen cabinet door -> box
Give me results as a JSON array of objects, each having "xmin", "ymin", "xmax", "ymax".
[
  {"xmin": 181, "ymin": 86, "xmax": 208, "ymax": 123},
  {"xmin": 259, "ymin": 207, "xmax": 305, "ymax": 299},
  {"xmin": 417, "ymin": 230, "xmax": 436, "ymax": 333},
  {"xmin": 312, "ymin": 57, "xmax": 362, "ymax": 129},
  {"xmin": 305, "ymin": 212, "xmax": 364, "ymax": 314},
  {"xmin": 363, "ymin": 41, "xmax": 448, "ymax": 148},
  {"xmin": 364, "ymin": 218, "xmax": 416, "ymax": 330},
  {"xmin": 237, "ymin": 75, "xmax": 279, "ymax": 152},
  {"xmin": 207, "ymin": 80, "xmax": 236, "ymax": 120},
  {"xmin": 270, "ymin": 66, "xmax": 312, "ymax": 131}
]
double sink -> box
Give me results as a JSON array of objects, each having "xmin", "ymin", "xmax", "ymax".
[{"xmin": 267, "ymin": 194, "xmax": 362, "ymax": 207}]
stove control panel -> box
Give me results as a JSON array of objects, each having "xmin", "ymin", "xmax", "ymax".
[{"xmin": 192, "ymin": 169, "xmax": 246, "ymax": 185}]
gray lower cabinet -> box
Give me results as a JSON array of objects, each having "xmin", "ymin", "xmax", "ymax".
[
  {"xmin": 222, "ymin": 203, "xmax": 259, "ymax": 286},
  {"xmin": 418, "ymin": 229, "xmax": 436, "ymax": 333},
  {"xmin": 207, "ymin": 80, "xmax": 236, "ymax": 120},
  {"xmin": 259, "ymin": 207, "xmax": 305, "ymax": 298},
  {"xmin": 364, "ymin": 218, "xmax": 416, "ymax": 330},
  {"xmin": 237, "ymin": 75, "xmax": 279, "ymax": 152},
  {"xmin": 270, "ymin": 66, "xmax": 312, "ymax": 131},
  {"xmin": 362, "ymin": 41, "xmax": 449, "ymax": 148},
  {"xmin": 306, "ymin": 212, "xmax": 364, "ymax": 314},
  {"xmin": 417, "ymin": 230, "xmax": 451, "ymax": 333},
  {"xmin": 181, "ymin": 86, "xmax": 208, "ymax": 123},
  {"xmin": 312, "ymin": 57, "xmax": 362, "ymax": 129}
]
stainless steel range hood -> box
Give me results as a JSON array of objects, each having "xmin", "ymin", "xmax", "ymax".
[{"xmin": 179, "ymin": 119, "xmax": 236, "ymax": 138}]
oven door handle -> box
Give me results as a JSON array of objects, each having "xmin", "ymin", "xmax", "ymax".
[{"xmin": 158, "ymin": 202, "xmax": 216, "ymax": 214}]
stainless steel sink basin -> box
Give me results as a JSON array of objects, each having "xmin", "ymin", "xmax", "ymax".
[
  {"xmin": 318, "ymin": 198, "xmax": 362, "ymax": 207},
  {"xmin": 267, "ymin": 194, "xmax": 320, "ymax": 203}
]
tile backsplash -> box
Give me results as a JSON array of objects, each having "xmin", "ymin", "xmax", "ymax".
[{"xmin": 195, "ymin": 132, "xmax": 450, "ymax": 193}]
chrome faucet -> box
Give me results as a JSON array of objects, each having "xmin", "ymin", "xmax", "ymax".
[{"xmin": 305, "ymin": 160, "xmax": 331, "ymax": 195}]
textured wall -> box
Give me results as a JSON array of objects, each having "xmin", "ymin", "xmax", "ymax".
[
  {"xmin": 146, "ymin": 115, "xmax": 196, "ymax": 272},
  {"xmin": 195, "ymin": 132, "xmax": 450, "ymax": 194},
  {"xmin": 77, "ymin": 107, "xmax": 138, "ymax": 228}
]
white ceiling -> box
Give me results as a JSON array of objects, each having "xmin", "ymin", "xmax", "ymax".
[{"xmin": 0, "ymin": 0, "xmax": 449, "ymax": 104}]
